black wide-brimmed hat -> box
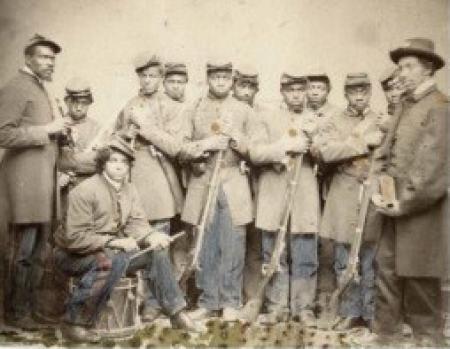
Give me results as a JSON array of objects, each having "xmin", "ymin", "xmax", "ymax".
[{"xmin": 390, "ymin": 37, "xmax": 445, "ymax": 71}]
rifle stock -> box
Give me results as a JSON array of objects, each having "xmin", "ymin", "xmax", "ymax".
[
  {"xmin": 241, "ymin": 154, "xmax": 304, "ymax": 323},
  {"xmin": 325, "ymin": 155, "xmax": 378, "ymax": 329},
  {"xmin": 179, "ymin": 150, "xmax": 224, "ymax": 289}
]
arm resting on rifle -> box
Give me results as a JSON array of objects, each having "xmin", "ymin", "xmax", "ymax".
[
  {"xmin": 58, "ymin": 146, "xmax": 97, "ymax": 174},
  {"xmin": 137, "ymin": 120, "xmax": 183, "ymax": 158},
  {"xmin": 248, "ymin": 118, "xmax": 286, "ymax": 165}
]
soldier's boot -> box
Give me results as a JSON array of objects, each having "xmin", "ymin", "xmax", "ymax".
[
  {"xmin": 297, "ymin": 310, "xmax": 317, "ymax": 328},
  {"xmin": 259, "ymin": 309, "xmax": 289, "ymax": 325},
  {"xmin": 187, "ymin": 307, "xmax": 219, "ymax": 321},
  {"xmin": 333, "ymin": 316, "xmax": 366, "ymax": 331},
  {"xmin": 60, "ymin": 323, "xmax": 101, "ymax": 343},
  {"xmin": 141, "ymin": 307, "xmax": 162, "ymax": 323},
  {"xmin": 290, "ymin": 278, "xmax": 317, "ymax": 327},
  {"xmin": 222, "ymin": 307, "xmax": 243, "ymax": 322},
  {"xmin": 171, "ymin": 311, "xmax": 207, "ymax": 333}
]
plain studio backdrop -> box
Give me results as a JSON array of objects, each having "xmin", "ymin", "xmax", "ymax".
[{"xmin": 0, "ymin": 0, "xmax": 448, "ymax": 127}]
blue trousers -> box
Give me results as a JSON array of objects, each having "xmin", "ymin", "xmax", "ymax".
[
  {"xmin": 262, "ymin": 231, "xmax": 318, "ymax": 315},
  {"xmin": 144, "ymin": 219, "xmax": 171, "ymax": 310},
  {"xmin": 55, "ymin": 246, "xmax": 186, "ymax": 327},
  {"xmin": 334, "ymin": 242, "xmax": 376, "ymax": 321},
  {"xmin": 196, "ymin": 187, "xmax": 246, "ymax": 311}
]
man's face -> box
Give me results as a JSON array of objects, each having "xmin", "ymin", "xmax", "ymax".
[
  {"xmin": 25, "ymin": 45, "xmax": 56, "ymax": 81},
  {"xmin": 138, "ymin": 66, "xmax": 162, "ymax": 95},
  {"xmin": 384, "ymin": 79, "xmax": 405, "ymax": 105},
  {"xmin": 163, "ymin": 74, "xmax": 187, "ymax": 101},
  {"xmin": 208, "ymin": 71, "xmax": 233, "ymax": 98},
  {"xmin": 307, "ymin": 81, "xmax": 329, "ymax": 107},
  {"xmin": 398, "ymin": 56, "xmax": 431, "ymax": 93},
  {"xmin": 104, "ymin": 151, "xmax": 130, "ymax": 182},
  {"xmin": 345, "ymin": 85, "xmax": 371, "ymax": 112},
  {"xmin": 65, "ymin": 97, "xmax": 91, "ymax": 121},
  {"xmin": 281, "ymin": 83, "xmax": 307, "ymax": 109},
  {"xmin": 233, "ymin": 81, "xmax": 258, "ymax": 105}
]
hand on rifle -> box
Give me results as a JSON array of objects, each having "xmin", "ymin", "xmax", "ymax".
[
  {"xmin": 202, "ymin": 134, "xmax": 230, "ymax": 152},
  {"xmin": 58, "ymin": 171, "xmax": 74, "ymax": 188},
  {"xmin": 143, "ymin": 231, "xmax": 171, "ymax": 250},
  {"xmin": 371, "ymin": 192, "xmax": 402, "ymax": 216},
  {"xmin": 280, "ymin": 134, "xmax": 310, "ymax": 155},
  {"xmin": 365, "ymin": 130, "xmax": 384, "ymax": 149},
  {"xmin": 44, "ymin": 118, "xmax": 67, "ymax": 136},
  {"xmin": 124, "ymin": 123, "xmax": 139, "ymax": 141},
  {"xmin": 107, "ymin": 237, "xmax": 139, "ymax": 252}
]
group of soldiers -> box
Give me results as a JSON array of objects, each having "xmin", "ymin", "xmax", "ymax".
[{"xmin": 0, "ymin": 33, "xmax": 448, "ymax": 345}]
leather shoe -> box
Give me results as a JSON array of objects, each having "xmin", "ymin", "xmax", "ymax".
[
  {"xmin": 171, "ymin": 311, "xmax": 207, "ymax": 333},
  {"xmin": 61, "ymin": 323, "xmax": 101, "ymax": 343},
  {"xmin": 297, "ymin": 309, "xmax": 317, "ymax": 328},
  {"xmin": 187, "ymin": 307, "xmax": 219, "ymax": 321},
  {"xmin": 222, "ymin": 307, "xmax": 242, "ymax": 322},
  {"xmin": 333, "ymin": 316, "xmax": 366, "ymax": 331},
  {"xmin": 141, "ymin": 307, "xmax": 162, "ymax": 323}
]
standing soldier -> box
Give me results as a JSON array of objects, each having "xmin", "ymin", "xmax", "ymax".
[
  {"xmin": 181, "ymin": 62, "xmax": 253, "ymax": 321},
  {"xmin": 371, "ymin": 38, "xmax": 448, "ymax": 346},
  {"xmin": 115, "ymin": 52, "xmax": 184, "ymax": 322},
  {"xmin": 58, "ymin": 78, "xmax": 102, "ymax": 194},
  {"xmin": 313, "ymin": 73, "xmax": 385, "ymax": 330},
  {"xmin": 0, "ymin": 34, "xmax": 66, "ymax": 330},
  {"xmin": 160, "ymin": 62, "xmax": 191, "ymax": 284},
  {"xmin": 249, "ymin": 72, "xmax": 320, "ymax": 326},
  {"xmin": 305, "ymin": 71, "xmax": 341, "ymax": 315},
  {"xmin": 232, "ymin": 67, "xmax": 263, "ymax": 305}
]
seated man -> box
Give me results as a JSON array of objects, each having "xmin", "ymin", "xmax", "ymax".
[{"xmin": 54, "ymin": 136, "xmax": 205, "ymax": 342}]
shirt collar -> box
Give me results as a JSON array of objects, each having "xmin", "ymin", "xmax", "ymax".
[
  {"xmin": 102, "ymin": 172, "xmax": 125, "ymax": 192},
  {"xmin": 409, "ymin": 79, "xmax": 436, "ymax": 102},
  {"xmin": 20, "ymin": 65, "xmax": 44, "ymax": 86}
]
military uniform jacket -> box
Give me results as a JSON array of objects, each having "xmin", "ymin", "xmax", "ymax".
[
  {"xmin": 385, "ymin": 83, "xmax": 448, "ymax": 278},
  {"xmin": 318, "ymin": 107, "xmax": 383, "ymax": 244},
  {"xmin": 54, "ymin": 174, "xmax": 151, "ymax": 255},
  {"xmin": 179, "ymin": 93, "xmax": 253, "ymax": 227},
  {"xmin": 249, "ymin": 107, "xmax": 320, "ymax": 234},
  {"xmin": 115, "ymin": 91, "xmax": 184, "ymax": 221},
  {"xmin": 0, "ymin": 70, "xmax": 58, "ymax": 223},
  {"xmin": 58, "ymin": 117, "xmax": 101, "ymax": 176}
]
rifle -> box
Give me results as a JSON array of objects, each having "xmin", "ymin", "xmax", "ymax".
[
  {"xmin": 325, "ymin": 153, "xmax": 378, "ymax": 329},
  {"xmin": 130, "ymin": 231, "xmax": 186, "ymax": 260},
  {"xmin": 179, "ymin": 149, "xmax": 224, "ymax": 289},
  {"xmin": 241, "ymin": 150, "xmax": 304, "ymax": 323},
  {"xmin": 55, "ymin": 98, "xmax": 75, "ymax": 148}
]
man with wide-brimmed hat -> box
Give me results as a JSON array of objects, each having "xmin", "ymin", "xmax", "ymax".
[
  {"xmin": 314, "ymin": 73, "xmax": 385, "ymax": 331},
  {"xmin": 0, "ymin": 33, "xmax": 68, "ymax": 330},
  {"xmin": 247, "ymin": 71, "xmax": 320, "ymax": 326},
  {"xmin": 371, "ymin": 37, "xmax": 448, "ymax": 345}
]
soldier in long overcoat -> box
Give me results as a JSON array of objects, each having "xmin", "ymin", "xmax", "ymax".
[
  {"xmin": 314, "ymin": 73, "xmax": 385, "ymax": 330},
  {"xmin": 249, "ymin": 73, "xmax": 320, "ymax": 325}
]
